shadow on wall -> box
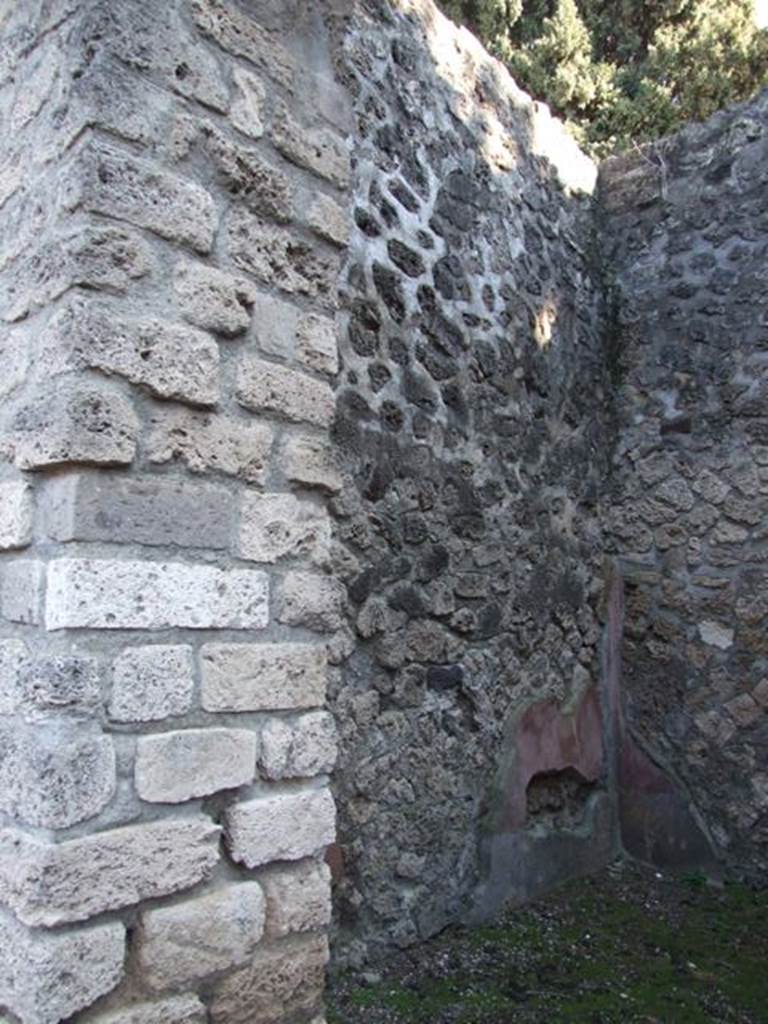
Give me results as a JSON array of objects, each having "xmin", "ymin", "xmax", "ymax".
[{"xmin": 329, "ymin": 0, "xmax": 621, "ymax": 964}]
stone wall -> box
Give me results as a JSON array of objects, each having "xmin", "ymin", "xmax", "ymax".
[
  {"xmin": 0, "ymin": 2, "xmax": 349, "ymax": 1021},
  {"xmin": 600, "ymin": 89, "xmax": 768, "ymax": 878},
  {"xmin": 329, "ymin": 0, "xmax": 617, "ymax": 964}
]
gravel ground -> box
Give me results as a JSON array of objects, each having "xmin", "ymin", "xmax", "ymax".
[{"xmin": 328, "ymin": 860, "xmax": 768, "ymax": 1023}]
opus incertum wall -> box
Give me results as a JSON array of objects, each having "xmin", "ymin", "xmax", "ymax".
[
  {"xmin": 0, "ymin": 0, "xmax": 766, "ymax": 1021},
  {"xmin": 0, "ymin": 1, "xmax": 350, "ymax": 1021}
]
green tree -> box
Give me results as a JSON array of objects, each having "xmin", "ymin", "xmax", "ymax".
[{"xmin": 438, "ymin": 0, "xmax": 768, "ymax": 155}]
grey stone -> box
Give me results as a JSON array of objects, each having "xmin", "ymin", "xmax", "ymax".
[
  {"xmin": 200, "ymin": 643, "xmax": 327, "ymax": 712},
  {"xmin": 237, "ymin": 356, "xmax": 335, "ymax": 427},
  {"xmin": 139, "ymin": 883, "xmax": 265, "ymax": 990},
  {"xmin": 0, "ymin": 639, "xmax": 28, "ymax": 715},
  {"xmin": 282, "ymin": 435, "xmax": 342, "ymax": 493},
  {"xmin": 135, "ymin": 728, "xmax": 257, "ymax": 803},
  {"xmin": 239, "ymin": 492, "xmax": 330, "ymax": 565},
  {"xmin": 209, "ymin": 934, "xmax": 328, "ymax": 1024},
  {"xmin": 226, "ymin": 208, "xmax": 339, "ymax": 304},
  {"xmin": 47, "ymin": 472, "xmax": 234, "ymax": 550},
  {"xmin": 0, "ymin": 560, "xmax": 44, "ymax": 624},
  {"xmin": 174, "ymin": 260, "xmax": 256, "ymax": 337},
  {"xmin": 189, "ymin": 0, "xmax": 296, "ymax": 89},
  {"xmin": 0, "ymin": 724, "xmax": 115, "ymax": 829},
  {"xmin": 231, "ymin": 67, "xmax": 266, "ymax": 139},
  {"xmin": 13, "ymin": 382, "xmax": 138, "ymax": 470},
  {"xmin": 0, "ymin": 481, "xmax": 32, "ymax": 549},
  {"xmin": 272, "ymin": 104, "xmax": 350, "ymax": 188},
  {"xmin": 17, "ymin": 655, "xmax": 101, "ymax": 717},
  {"xmin": 0, "ymin": 818, "xmax": 220, "ymax": 927},
  {"xmin": 109, "ymin": 645, "xmax": 194, "ymax": 723},
  {"xmin": 45, "ymin": 558, "xmax": 269, "ymax": 631},
  {"xmin": 307, "ymin": 193, "xmax": 350, "ymax": 249},
  {"xmin": 42, "ymin": 301, "xmax": 220, "ymax": 407},
  {"xmin": 257, "ymin": 859, "xmax": 332, "ymax": 939},
  {"xmin": 0, "ymin": 912, "xmax": 125, "ymax": 1024},
  {"xmin": 63, "ymin": 140, "xmax": 217, "ymax": 253},
  {"xmin": 225, "ymin": 788, "xmax": 336, "ymax": 868},
  {"xmin": 88, "ymin": 995, "xmax": 207, "ymax": 1024},
  {"xmin": 260, "ymin": 711, "xmax": 338, "ymax": 780},
  {"xmin": 277, "ymin": 572, "xmax": 345, "ymax": 632},
  {"xmin": 146, "ymin": 409, "xmax": 273, "ymax": 483},
  {"xmin": 296, "ymin": 312, "xmax": 339, "ymax": 375}
]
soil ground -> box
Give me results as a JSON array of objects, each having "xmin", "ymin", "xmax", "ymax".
[{"xmin": 327, "ymin": 860, "xmax": 768, "ymax": 1023}]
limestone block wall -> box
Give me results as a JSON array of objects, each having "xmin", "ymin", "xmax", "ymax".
[
  {"xmin": 600, "ymin": 89, "xmax": 768, "ymax": 877},
  {"xmin": 329, "ymin": 0, "xmax": 617, "ymax": 964},
  {"xmin": 0, "ymin": 2, "xmax": 350, "ymax": 1021}
]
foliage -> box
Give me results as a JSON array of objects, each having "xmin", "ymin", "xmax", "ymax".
[{"xmin": 439, "ymin": 0, "xmax": 768, "ymax": 155}]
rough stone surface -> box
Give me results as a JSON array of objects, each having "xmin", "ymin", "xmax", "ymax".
[
  {"xmin": 45, "ymin": 558, "xmax": 269, "ymax": 630},
  {"xmin": 43, "ymin": 300, "xmax": 220, "ymax": 406},
  {"xmin": 109, "ymin": 645, "xmax": 194, "ymax": 723},
  {"xmin": 139, "ymin": 883, "xmax": 266, "ymax": 990},
  {"xmin": 65, "ymin": 141, "xmax": 217, "ymax": 253},
  {"xmin": 0, "ymin": 481, "xmax": 33, "ymax": 550},
  {"xmin": 12, "ymin": 383, "xmax": 138, "ymax": 470},
  {"xmin": 89, "ymin": 996, "xmax": 207, "ymax": 1024},
  {"xmin": 0, "ymin": 639, "xmax": 28, "ymax": 715},
  {"xmin": 237, "ymin": 357, "xmax": 335, "ymax": 427},
  {"xmin": 200, "ymin": 643, "xmax": 327, "ymax": 712},
  {"xmin": 146, "ymin": 410, "xmax": 273, "ymax": 483},
  {"xmin": 209, "ymin": 934, "xmax": 328, "ymax": 1024},
  {"xmin": 174, "ymin": 260, "xmax": 257, "ymax": 337},
  {"xmin": 257, "ymin": 859, "xmax": 332, "ymax": 939},
  {"xmin": 135, "ymin": 728, "xmax": 257, "ymax": 803},
  {"xmin": 0, "ymin": 724, "xmax": 115, "ymax": 829},
  {"xmin": 296, "ymin": 313, "xmax": 339, "ymax": 376},
  {"xmin": 0, "ymin": 912, "xmax": 125, "ymax": 1024},
  {"xmin": 0, "ymin": 561, "xmax": 43, "ymax": 626},
  {"xmin": 0, "ymin": 819, "xmax": 220, "ymax": 926},
  {"xmin": 47, "ymin": 473, "xmax": 234, "ymax": 550},
  {"xmin": 226, "ymin": 788, "xmax": 336, "ymax": 868},
  {"xmin": 282, "ymin": 435, "xmax": 342, "ymax": 494},
  {"xmin": 277, "ymin": 572, "xmax": 344, "ymax": 633},
  {"xmin": 239, "ymin": 493, "xmax": 330, "ymax": 565},
  {"xmin": 260, "ymin": 712, "xmax": 338, "ymax": 780}
]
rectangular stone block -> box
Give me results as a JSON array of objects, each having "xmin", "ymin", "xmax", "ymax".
[
  {"xmin": 307, "ymin": 193, "xmax": 350, "ymax": 249},
  {"xmin": 200, "ymin": 643, "xmax": 327, "ymax": 712},
  {"xmin": 0, "ymin": 818, "xmax": 220, "ymax": 926},
  {"xmin": 282, "ymin": 435, "xmax": 342, "ymax": 494},
  {"xmin": 260, "ymin": 712, "xmax": 337, "ymax": 780},
  {"xmin": 89, "ymin": 995, "xmax": 207, "ymax": 1024},
  {"xmin": 237, "ymin": 357, "xmax": 335, "ymax": 427},
  {"xmin": 239, "ymin": 493, "xmax": 330, "ymax": 565},
  {"xmin": 231, "ymin": 66, "xmax": 266, "ymax": 139},
  {"xmin": 190, "ymin": 0, "xmax": 296, "ymax": 89},
  {"xmin": 209, "ymin": 934, "xmax": 328, "ymax": 1024},
  {"xmin": 272, "ymin": 105, "xmax": 350, "ymax": 188},
  {"xmin": 257, "ymin": 860, "xmax": 332, "ymax": 939},
  {"xmin": 252, "ymin": 292, "xmax": 299, "ymax": 360},
  {"xmin": 0, "ymin": 723, "xmax": 115, "ymax": 829},
  {"xmin": 277, "ymin": 571, "xmax": 345, "ymax": 633},
  {"xmin": 0, "ymin": 912, "xmax": 125, "ymax": 1024},
  {"xmin": 17, "ymin": 654, "xmax": 101, "ymax": 718},
  {"xmin": 1, "ymin": 226, "xmax": 155, "ymax": 323},
  {"xmin": 146, "ymin": 409, "xmax": 273, "ymax": 484},
  {"xmin": 174, "ymin": 260, "xmax": 256, "ymax": 337},
  {"xmin": 136, "ymin": 728, "xmax": 257, "ymax": 803},
  {"xmin": 296, "ymin": 312, "xmax": 339, "ymax": 375},
  {"xmin": 12, "ymin": 382, "xmax": 138, "ymax": 470},
  {"xmin": 0, "ymin": 639, "xmax": 28, "ymax": 715},
  {"xmin": 226, "ymin": 209, "xmax": 339, "ymax": 305},
  {"xmin": 45, "ymin": 558, "xmax": 269, "ymax": 631},
  {"xmin": 43, "ymin": 301, "xmax": 220, "ymax": 407},
  {"xmin": 200, "ymin": 123, "xmax": 293, "ymax": 224},
  {"xmin": 1, "ymin": 560, "xmax": 44, "ymax": 625},
  {"xmin": 47, "ymin": 472, "xmax": 234, "ymax": 550},
  {"xmin": 110, "ymin": 645, "xmax": 194, "ymax": 723},
  {"xmin": 63, "ymin": 140, "xmax": 217, "ymax": 252},
  {"xmin": 0, "ymin": 481, "xmax": 32, "ymax": 550},
  {"xmin": 225, "ymin": 788, "xmax": 336, "ymax": 868},
  {"xmin": 139, "ymin": 883, "xmax": 265, "ymax": 990}
]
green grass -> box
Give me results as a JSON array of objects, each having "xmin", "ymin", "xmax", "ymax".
[{"xmin": 328, "ymin": 868, "xmax": 768, "ymax": 1024}]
